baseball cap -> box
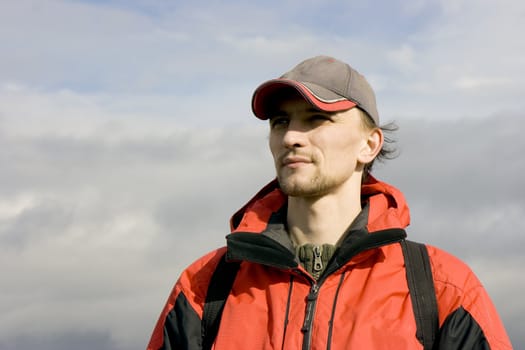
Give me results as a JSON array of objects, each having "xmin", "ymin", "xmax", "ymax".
[{"xmin": 251, "ymin": 55, "xmax": 379, "ymax": 125}]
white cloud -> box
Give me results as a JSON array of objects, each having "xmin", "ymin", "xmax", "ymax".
[
  {"xmin": 0, "ymin": 194, "xmax": 37, "ymax": 220},
  {"xmin": 454, "ymin": 76, "xmax": 513, "ymax": 90},
  {"xmin": 387, "ymin": 44, "xmax": 418, "ymax": 72},
  {"xmin": 374, "ymin": 0, "xmax": 525, "ymax": 120}
]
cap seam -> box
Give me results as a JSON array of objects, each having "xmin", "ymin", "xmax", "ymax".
[
  {"xmin": 343, "ymin": 63, "xmax": 352, "ymax": 98},
  {"xmin": 301, "ymin": 80, "xmax": 348, "ymax": 102}
]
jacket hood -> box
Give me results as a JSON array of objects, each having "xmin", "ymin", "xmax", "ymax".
[{"xmin": 230, "ymin": 176, "xmax": 410, "ymax": 234}]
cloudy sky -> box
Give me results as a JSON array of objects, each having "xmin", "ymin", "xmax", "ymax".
[{"xmin": 1, "ymin": 0, "xmax": 524, "ymax": 349}]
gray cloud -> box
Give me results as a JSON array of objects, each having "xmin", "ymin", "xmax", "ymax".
[
  {"xmin": 0, "ymin": 198, "xmax": 74, "ymax": 248},
  {"xmin": 1, "ymin": 111, "xmax": 523, "ymax": 348},
  {"xmin": 0, "ymin": 331, "xmax": 121, "ymax": 350},
  {"xmin": 376, "ymin": 112, "xmax": 525, "ymax": 254}
]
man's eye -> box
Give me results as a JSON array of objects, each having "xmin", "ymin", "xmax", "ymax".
[{"xmin": 270, "ymin": 117, "xmax": 289, "ymax": 128}]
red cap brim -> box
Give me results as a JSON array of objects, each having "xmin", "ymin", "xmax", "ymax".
[{"xmin": 251, "ymin": 79, "xmax": 356, "ymax": 120}]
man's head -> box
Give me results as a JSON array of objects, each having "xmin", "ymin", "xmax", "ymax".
[{"xmin": 251, "ymin": 56, "xmax": 395, "ymax": 192}]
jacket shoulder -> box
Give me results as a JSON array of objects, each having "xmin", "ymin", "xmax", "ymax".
[
  {"xmin": 426, "ymin": 245, "xmax": 512, "ymax": 349},
  {"xmin": 426, "ymin": 245, "xmax": 479, "ymax": 292},
  {"xmin": 147, "ymin": 247, "xmax": 227, "ymax": 350},
  {"xmin": 175, "ymin": 247, "xmax": 228, "ymax": 317}
]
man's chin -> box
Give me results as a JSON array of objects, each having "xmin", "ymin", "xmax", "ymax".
[{"xmin": 277, "ymin": 178, "xmax": 325, "ymax": 198}]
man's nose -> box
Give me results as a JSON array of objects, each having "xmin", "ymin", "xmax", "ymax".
[{"xmin": 282, "ymin": 122, "xmax": 307, "ymax": 148}]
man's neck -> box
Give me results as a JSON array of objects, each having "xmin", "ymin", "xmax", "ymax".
[{"xmin": 286, "ymin": 182, "xmax": 363, "ymax": 246}]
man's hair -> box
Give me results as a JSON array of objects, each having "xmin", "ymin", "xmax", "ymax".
[{"xmin": 359, "ymin": 109, "xmax": 399, "ymax": 182}]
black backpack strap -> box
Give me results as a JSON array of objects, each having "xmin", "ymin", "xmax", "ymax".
[
  {"xmin": 201, "ymin": 253, "xmax": 240, "ymax": 350},
  {"xmin": 401, "ymin": 240, "xmax": 439, "ymax": 350}
]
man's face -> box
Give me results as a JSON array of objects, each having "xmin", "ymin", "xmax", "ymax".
[{"xmin": 268, "ymin": 95, "xmax": 371, "ymax": 198}]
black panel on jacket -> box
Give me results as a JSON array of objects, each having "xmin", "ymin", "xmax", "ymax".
[
  {"xmin": 162, "ymin": 291, "xmax": 202, "ymax": 350},
  {"xmin": 435, "ymin": 306, "xmax": 490, "ymax": 350}
]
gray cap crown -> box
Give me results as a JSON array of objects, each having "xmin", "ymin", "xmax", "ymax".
[{"xmin": 252, "ymin": 55, "xmax": 379, "ymax": 125}]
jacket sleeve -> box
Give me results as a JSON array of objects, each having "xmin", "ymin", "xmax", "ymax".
[
  {"xmin": 147, "ymin": 288, "xmax": 202, "ymax": 350},
  {"xmin": 146, "ymin": 248, "xmax": 227, "ymax": 350},
  {"xmin": 435, "ymin": 306, "xmax": 490, "ymax": 349},
  {"xmin": 429, "ymin": 246, "xmax": 513, "ymax": 350}
]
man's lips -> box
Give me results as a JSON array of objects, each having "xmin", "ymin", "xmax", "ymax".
[{"xmin": 282, "ymin": 156, "xmax": 312, "ymax": 167}]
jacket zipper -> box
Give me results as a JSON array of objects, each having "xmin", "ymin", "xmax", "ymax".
[
  {"xmin": 301, "ymin": 282, "xmax": 320, "ymax": 350},
  {"xmin": 227, "ymin": 228, "xmax": 407, "ymax": 348}
]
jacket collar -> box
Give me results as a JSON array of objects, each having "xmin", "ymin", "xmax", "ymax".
[{"xmin": 229, "ymin": 175, "xmax": 410, "ymax": 234}]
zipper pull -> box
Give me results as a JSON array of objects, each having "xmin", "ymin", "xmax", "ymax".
[
  {"xmin": 301, "ymin": 283, "xmax": 320, "ymax": 333},
  {"xmin": 313, "ymin": 245, "xmax": 323, "ymax": 273}
]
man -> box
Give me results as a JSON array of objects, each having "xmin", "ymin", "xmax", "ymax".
[{"xmin": 147, "ymin": 56, "xmax": 512, "ymax": 349}]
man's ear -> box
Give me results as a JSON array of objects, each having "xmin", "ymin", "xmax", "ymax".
[{"xmin": 358, "ymin": 128, "xmax": 383, "ymax": 164}]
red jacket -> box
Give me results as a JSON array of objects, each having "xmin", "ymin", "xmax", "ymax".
[{"xmin": 147, "ymin": 177, "xmax": 512, "ymax": 349}]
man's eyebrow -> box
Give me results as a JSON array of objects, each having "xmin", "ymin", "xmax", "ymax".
[
  {"xmin": 267, "ymin": 109, "xmax": 288, "ymax": 118},
  {"xmin": 306, "ymin": 108, "xmax": 326, "ymax": 113}
]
